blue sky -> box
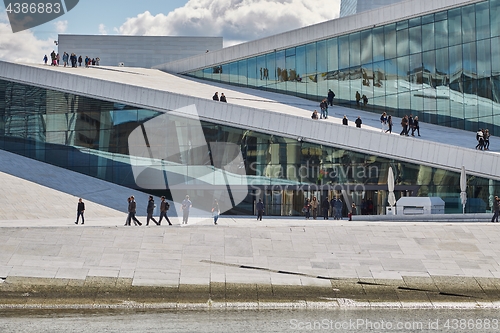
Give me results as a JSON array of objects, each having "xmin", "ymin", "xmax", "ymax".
[
  {"xmin": 30, "ymin": 0, "xmax": 189, "ymax": 38},
  {"xmin": 0, "ymin": 0, "xmax": 340, "ymax": 63}
]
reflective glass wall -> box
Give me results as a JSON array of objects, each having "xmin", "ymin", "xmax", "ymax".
[
  {"xmin": 0, "ymin": 79, "xmax": 497, "ymax": 215},
  {"xmin": 187, "ymin": 0, "xmax": 500, "ymax": 136}
]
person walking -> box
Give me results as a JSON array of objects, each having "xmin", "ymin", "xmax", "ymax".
[
  {"xmin": 330, "ymin": 197, "xmax": 337, "ymax": 219},
  {"xmin": 355, "ymin": 91, "xmax": 361, "ymax": 106},
  {"xmin": 75, "ymin": 198, "xmax": 85, "ymax": 225},
  {"xmin": 476, "ymin": 129, "xmax": 484, "ymax": 150},
  {"xmin": 412, "ymin": 116, "xmax": 420, "ymax": 136},
  {"xmin": 322, "ymin": 197, "xmax": 330, "ymax": 220},
  {"xmin": 212, "ymin": 199, "xmax": 220, "ymax": 225},
  {"xmin": 380, "ymin": 112, "xmax": 387, "ymax": 132},
  {"xmin": 62, "ymin": 52, "xmax": 69, "ymax": 67},
  {"xmin": 43, "ymin": 55, "xmax": 48, "ymax": 65},
  {"xmin": 212, "ymin": 92, "xmax": 219, "ymax": 101},
  {"xmin": 334, "ymin": 198, "xmax": 343, "ymax": 220},
  {"xmin": 320, "ymin": 99, "xmax": 328, "ymax": 119},
  {"xmin": 492, "ymin": 196, "xmax": 499, "ymax": 222},
  {"xmin": 310, "ymin": 196, "xmax": 319, "ymax": 219},
  {"xmin": 158, "ymin": 196, "xmax": 172, "ymax": 225},
  {"xmin": 220, "ymin": 93, "xmax": 227, "ymax": 102},
  {"xmin": 355, "ymin": 116, "xmax": 362, "ymax": 128},
  {"xmin": 78, "ymin": 55, "xmax": 82, "ymax": 67},
  {"xmin": 385, "ymin": 115, "xmax": 393, "ymax": 133},
  {"xmin": 181, "ymin": 195, "xmax": 192, "ymax": 224},
  {"xmin": 126, "ymin": 195, "xmax": 142, "ymax": 226},
  {"xmin": 327, "ymin": 89, "xmax": 335, "ymax": 106},
  {"xmin": 484, "ymin": 129, "xmax": 490, "ymax": 150},
  {"xmin": 146, "ymin": 195, "xmax": 159, "ymax": 226},
  {"xmin": 400, "ymin": 116, "xmax": 409, "ymax": 136},
  {"xmin": 256, "ymin": 198, "xmax": 264, "ymax": 221},
  {"xmin": 349, "ymin": 203, "xmax": 357, "ymax": 221},
  {"xmin": 303, "ymin": 198, "xmax": 311, "ymax": 220}
]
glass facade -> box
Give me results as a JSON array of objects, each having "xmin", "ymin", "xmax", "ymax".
[
  {"xmin": 187, "ymin": 0, "xmax": 500, "ymax": 136},
  {"xmin": 0, "ymin": 79, "xmax": 498, "ymax": 216}
]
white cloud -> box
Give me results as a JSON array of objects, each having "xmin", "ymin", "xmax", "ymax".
[
  {"xmin": 117, "ymin": 0, "xmax": 340, "ymax": 46},
  {"xmin": 54, "ymin": 20, "xmax": 68, "ymax": 33},
  {"xmin": 0, "ymin": 18, "xmax": 56, "ymax": 63},
  {"xmin": 98, "ymin": 23, "xmax": 107, "ymax": 34}
]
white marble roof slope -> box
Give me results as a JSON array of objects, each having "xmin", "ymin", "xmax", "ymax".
[{"xmin": 0, "ymin": 61, "xmax": 498, "ymax": 181}]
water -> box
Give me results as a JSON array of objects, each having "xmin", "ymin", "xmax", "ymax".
[{"xmin": 1, "ymin": 308, "xmax": 499, "ymax": 332}]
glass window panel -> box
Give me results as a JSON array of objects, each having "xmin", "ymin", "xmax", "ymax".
[
  {"xmin": 409, "ymin": 17, "xmax": 421, "ymax": 28},
  {"xmin": 317, "ymin": 40, "xmax": 327, "ymax": 73},
  {"xmin": 229, "ymin": 62, "xmax": 238, "ymax": 84},
  {"xmin": 422, "ymin": 13, "xmax": 434, "ymax": 24},
  {"xmin": 327, "ymin": 37, "xmax": 338, "ymax": 71},
  {"xmin": 397, "ymin": 56, "xmax": 410, "ymax": 112},
  {"xmin": 396, "ymin": 20, "xmax": 408, "ymax": 30},
  {"xmin": 238, "ymin": 59, "xmax": 247, "ymax": 86},
  {"xmin": 360, "ymin": 29, "xmax": 372, "ymax": 65},
  {"xmin": 409, "ymin": 53, "xmax": 423, "ymax": 112},
  {"xmin": 491, "ymin": 0, "xmax": 500, "ymax": 37},
  {"xmin": 372, "ymin": 61, "xmax": 385, "ymax": 109},
  {"xmin": 396, "ymin": 29, "xmax": 409, "ymax": 57},
  {"xmin": 384, "ymin": 24, "xmax": 397, "ymax": 59},
  {"xmin": 361, "ymin": 63, "xmax": 373, "ymax": 110},
  {"xmin": 256, "ymin": 55, "xmax": 266, "ymax": 85},
  {"xmin": 372, "ymin": 26, "xmax": 384, "ymax": 62},
  {"xmin": 247, "ymin": 57, "xmax": 257, "ymax": 87},
  {"xmin": 221, "ymin": 64, "xmax": 230, "ymax": 82},
  {"xmin": 266, "ymin": 52, "xmax": 276, "ymax": 85},
  {"xmin": 422, "ymin": 23, "xmax": 435, "ymax": 52},
  {"xmin": 448, "ymin": 8, "xmax": 462, "ymax": 46},
  {"xmin": 339, "ymin": 35, "xmax": 350, "ymax": 69},
  {"xmin": 435, "ymin": 10, "xmax": 447, "ymax": 22},
  {"xmin": 276, "ymin": 50, "xmax": 285, "ymax": 85},
  {"xmin": 422, "ymin": 51, "xmax": 437, "ymax": 114},
  {"xmin": 409, "ymin": 26, "xmax": 422, "ymax": 54},
  {"xmin": 285, "ymin": 48, "xmax": 297, "ymax": 94},
  {"xmin": 349, "ymin": 32, "xmax": 361, "ymax": 67},
  {"xmin": 434, "ymin": 19, "xmax": 448, "ymax": 48},
  {"xmin": 462, "ymin": 42, "xmax": 476, "ymax": 80},
  {"xmin": 477, "ymin": 39, "xmax": 492, "ymax": 101},
  {"xmin": 296, "ymin": 45, "xmax": 307, "ymax": 98},
  {"xmin": 476, "ymin": 1, "xmax": 490, "ymax": 41},
  {"xmin": 384, "ymin": 59, "xmax": 397, "ymax": 111},
  {"xmin": 461, "ymin": 5, "xmax": 475, "ymax": 44}
]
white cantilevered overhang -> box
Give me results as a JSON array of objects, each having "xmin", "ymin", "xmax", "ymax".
[{"xmin": 0, "ymin": 61, "xmax": 498, "ymax": 181}]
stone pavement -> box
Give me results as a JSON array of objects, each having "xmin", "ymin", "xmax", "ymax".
[{"xmin": 2, "ymin": 216, "xmax": 500, "ymax": 309}]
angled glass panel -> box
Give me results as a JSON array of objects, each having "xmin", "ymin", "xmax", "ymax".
[
  {"xmin": 372, "ymin": 60, "xmax": 386, "ymax": 109},
  {"xmin": 384, "ymin": 23, "xmax": 397, "ymax": 59},
  {"xmin": 247, "ymin": 57, "xmax": 257, "ymax": 87},
  {"xmin": 409, "ymin": 25, "xmax": 422, "ymax": 54},
  {"xmin": 256, "ymin": 55, "xmax": 266, "ymax": 87},
  {"xmin": 422, "ymin": 50, "xmax": 437, "ymax": 117},
  {"xmin": 396, "ymin": 29, "xmax": 409, "ymax": 57},
  {"xmin": 448, "ymin": 8, "xmax": 462, "ymax": 46},
  {"xmin": 285, "ymin": 47, "xmax": 297, "ymax": 94},
  {"xmin": 339, "ymin": 35, "xmax": 350, "ymax": 69},
  {"xmin": 477, "ymin": 39, "xmax": 492, "ymax": 100},
  {"xmin": 422, "ymin": 23, "xmax": 434, "ymax": 52},
  {"xmin": 475, "ymin": 1, "xmax": 490, "ymax": 41},
  {"xmin": 349, "ymin": 32, "xmax": 361, "ymax": 67},
  {"xmin": 461, "ymin": 4, "xmax": 475, "ymax": 44},
  {"xmin": 491, "ymin": 0, "xmax": 500, "ymax": 37},
  {"xmin": 296, "ymin": 45, "xmax": 307, "ymax": 98},
  {"xmin": 360, "ymin": 29, "xmax": 372, "ymax": 65},
  {"xmin": 462, "ymin": 42, "xmax": 476, "ymax": 81},
  {"xmin": 372, "ymin": 26, "xmax": 384, "ymax": 63},
  {"xmin": 265, "ymin": 52, "xmax": 276, "ymax": 91},
  {"xmin": 317, "ymin": 40, "xmax": 328, "ymax": 101},
  {"xmin": 434, "ymin": 19, "xmax": 448, "ymax": 48},
  {"xmin": 238, "ymin": 59, "xmax": 248, "ymax": 86},
  {"xmin": 276, "ymin": 50, "xmax": 286, "ymax": 87},
  {"xmin": 229, "ymin": 61, "xmax": 238, "ymax": 85}
]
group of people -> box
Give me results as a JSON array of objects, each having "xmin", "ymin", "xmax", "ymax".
[
  {"xmin": 355, "ymin": 91, "xmax": 368, "ymax": 106},
  {"xmin": 212, "ymin": 92, "xmax": 227, "ymax": 102},
  {"xmin": 399, "ymin": 114, "xmax": 420, "ymax": 136},
  {"xmin": 303, "ymin": 197, "xmax": 345, "ymax": 220},
  {"xmin": 44, "ymin": 51, "xmax": 100, "ymax": 68},
  {"xmin": 476, "ymin": 128, "xmax": 491, "ymax": 150},
  {"xmin": 124, "ymin": 195, "xmax": 173, "ymax": 226}
]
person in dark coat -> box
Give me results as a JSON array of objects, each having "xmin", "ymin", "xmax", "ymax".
[
  {"xmin": 158, "ymin": 196, "xmax": 172, "ymax": 225},
  {"xmin": 342, "ymin": 115, "xmax": 348, "ymax": 126},
  {"xmin": 212, "ymin": 92, "xmax": 219, "ymax": 101},
  {"xmin": 146, "ymin": 195, "xmax": 159, "ymax": 226},
  {"xmin": 355, "ymin": 116, "xmax": 362, "ymax": 128},
  {"xmin": 126, "ymin": 195, "xmax": 142, "ymax": 226},
  {"xmin": 322, "ymin": 197, "xmax": 330, "ymax": 220},
  {"xmin": 220, "ymin": 93, "xmax": 227, "ymax": 102},
  {"xmin": 256, "ymin": 199, "xmax": 264, "ymax": 221},
  {"xmin": 75, "ymin": 198, "xmax": 85, "ymax": 225},
  {"xmin": 327, "ymin": 89, "xmax": 335, "ymax": 106}
]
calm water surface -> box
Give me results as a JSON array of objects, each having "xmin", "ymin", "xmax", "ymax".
[{"xmin": 1, "ymin": 308, "xmax": 499, "ymax": 332}]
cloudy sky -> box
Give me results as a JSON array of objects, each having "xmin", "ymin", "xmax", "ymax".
[{"xmin": 0, "ymin": 0, "xmax": 340, "ymax": 63}]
